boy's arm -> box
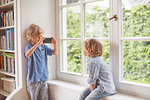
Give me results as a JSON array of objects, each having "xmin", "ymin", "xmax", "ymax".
[
  {"xmin": 25, "ymin": 43, "xmax": 39, "ymax": 58},
  {"xmin": 88, "ymin": 62, "xmax": 98, "ymax": 91},
  {"xmin": 52, "ymin": 43, "xmax": 57, "ymax": 55},
  {"xmin": 51, "ymin": 37, "xmax": 57, "ymax": 55},
  {"xmin": 25, "ymin": 37, "xmax": 45, "ymax": 58},
  {"xmin": 90, "ymin": 84, "xmax": 96, "ymax": 91}
]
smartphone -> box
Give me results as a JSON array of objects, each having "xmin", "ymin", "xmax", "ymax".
[{"xmin": 43, "ymin": 38, "xmax": 52, "ymax": 43}]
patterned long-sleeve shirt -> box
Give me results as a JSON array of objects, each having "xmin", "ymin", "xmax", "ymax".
[{"xmin": 87, "ymin": 56, "xmax": 116, "ymax": 94}]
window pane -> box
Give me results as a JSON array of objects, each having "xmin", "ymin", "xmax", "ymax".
[
  {"xmin": 102, "ymin": 41, "xmax": 110, "ymax": 66},
  {"xmin": 85, "ymin": 41, "xmax": 110, "ymax": 74},
  {"xmin": 62, "ymin": 6, "xmax": 81, "ymax": 38},
  {"xmin": 85, "ymin": 1, "xmax": 109, "ymax": 38},
  {"xmin": 62, "ymin": 40, "xmax": 81, "ymax": 73},
  {"xmin": 61, "ymin": 0, "xmax": 80, "ymax": 5},
  {"xmin": 122, "ymin": 0, "xmax": 150, "ymax": 37},
  {"xmin": 122, "ymin": 41, "xmax": 150, "ymax": 84}
]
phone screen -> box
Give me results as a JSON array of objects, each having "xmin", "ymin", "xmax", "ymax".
[{"xmin": 43, "ymin": 38, "xmax": 52, "ymax": 43}]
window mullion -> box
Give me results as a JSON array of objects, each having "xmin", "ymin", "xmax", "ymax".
[
  {"xmin": 60, "ymin": 2, "xmax": 80, "ymax": 8},
  {"xmin": 121, "ymin": 37, "xmax": 150, "ymax": 41},
  {"xmin": 110, "ymin": 0, "xmax": 113, "ymax": 73},
  {"xmin": 111, "ymin": 0, "xmax": 120, "ymax": 84},
  {"xmin": 81, "ymin": 0, "xmax": 85, "ymax": 76}
]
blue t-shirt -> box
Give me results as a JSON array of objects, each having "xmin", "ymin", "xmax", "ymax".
[{"xmin": 25, "ymin": 44, "xmax": 53, "ymax": 82}]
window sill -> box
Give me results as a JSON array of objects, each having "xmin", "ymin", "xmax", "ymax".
[
  {"xmin": 106, "ymin": 93, "xmax": 148, "ymax": 100},
  {"xmin": 120, "ymin": 80, "xmax": 150, "ymax": 88},
  {"xmin": 47, "ymin": 80, "xmax": 149, "ymax": 100},
  {"xmin": 47, "ymin": 80, "xmax": 86, "ymax": 91}
]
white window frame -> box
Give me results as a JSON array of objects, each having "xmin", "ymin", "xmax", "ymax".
[
  {"xmin": 112, "ymin": 0, "xmax": 150, "ymax": 98},
  {"xmin": 56, "ymin": 0, "xmax": 111, "ymax": 85},
  {"xmin": 56, "ymin": 0, "xmax": 150, "ymax": 98}
]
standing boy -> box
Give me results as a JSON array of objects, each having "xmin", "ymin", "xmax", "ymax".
[{"xmin": 24, "ymin": 24, "xmax": 57, "ymax": 100}]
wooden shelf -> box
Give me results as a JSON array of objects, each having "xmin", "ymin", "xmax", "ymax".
[
  {"xmin": 0, "ymin": 26, "xmax": 14, "ymax": 30},
  {"xmin": 0, "ymin": 89, "xmax": 9, "ymax": 97},
  {"xmin": 0, "ymin": 49, "xmax": 15, "ymax": 53},
  {"xmin": 0, "ymin": 1, "xmax": 14, "ymax": 9},
  {"xmin": 0, "ymin": 0, "xmax": 17, "ymax": 97},
  {"xmin": 0, "ymin": 71, "xmax": 15, "ymax": 77}
]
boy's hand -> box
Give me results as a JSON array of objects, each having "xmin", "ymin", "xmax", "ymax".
[
  {"xmin": 51, "ymin": 36, "xmax": 57, "ymax": 55},
  {"xmin": 90, "ymin": 84, "xmax": 96, "ymax": 91},
  {"xmin": 51, "ymin": 37, "xmax": 57, "ymax": 44},
  {"xmin": 37, "ymin": 37, "xmax": 45, "ymax": 45}
]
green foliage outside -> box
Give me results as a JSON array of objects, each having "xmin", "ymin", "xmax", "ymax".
[
  {"xmin": 67, "ymin": 41, "xmax": 81, "ymax": 73},
  {"xmin": 122, "ymin": 5, "xmax": 150, "ymax": 84},
  {"xmin": 67, "ymin": 9, "xmax": 81, "ymax": 38},
  {"xmin": 86, "ymin": 6, "xmax": 109, "ymax": 38},
  {"xmin": 65, "ymin": 4, "xmax": 150, "ymax": 84}
]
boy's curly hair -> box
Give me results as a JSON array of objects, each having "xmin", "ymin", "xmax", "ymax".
[
  {"xmin": 25, "ymin": 24, "xmax": 44, "ymax": 42},
  {"xmin": 84, "ymin": 39, "xmax": 103, "ymax": 57}
]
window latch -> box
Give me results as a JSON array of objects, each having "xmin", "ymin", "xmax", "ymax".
[{"xmin": 109, "ymin": 14, "xmax": 118, "ymax": 21}]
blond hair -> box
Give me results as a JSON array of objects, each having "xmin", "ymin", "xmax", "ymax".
[
  {"xmin": 25, "ymin": 24, "xmax": 44, "ymax": 42},
  {"xmin": 84, "ymin": 39, "xmax": 103, "ymax": 57}
]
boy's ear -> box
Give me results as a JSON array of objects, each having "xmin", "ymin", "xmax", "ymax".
[{"xmin": 87, "ymin": 47, "xmax": 90, "ymax": 52}]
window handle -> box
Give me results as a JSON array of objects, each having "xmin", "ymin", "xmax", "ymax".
[{"xmin": 109, "ymin": 14, "xmax": 118, "ymax": 21}]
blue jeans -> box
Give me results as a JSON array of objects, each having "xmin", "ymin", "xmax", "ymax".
[{"xmin": 79, "ymin": 87, "xmax": 110, "ymax": 100}]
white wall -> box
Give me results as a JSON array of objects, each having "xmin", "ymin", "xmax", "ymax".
[
  {"xmin": 8, "ymin": 0, "xmax": 56, "ymax": 99},
  {"xmin": 48, "ymin": 80, "xmax": 86, "ymax": 100},
  {"xmin": 49, "ymin": 84, "xmax": 81, "ymax": 100}
]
